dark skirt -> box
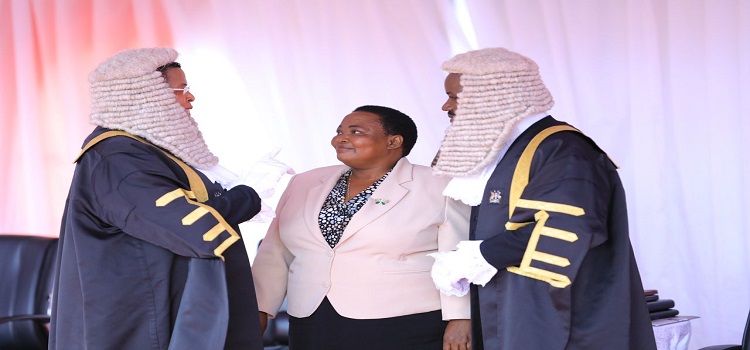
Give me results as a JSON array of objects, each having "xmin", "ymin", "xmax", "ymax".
[{"xmin": 288, "ymin": 297, "xmax": 447, "ymax": 350}]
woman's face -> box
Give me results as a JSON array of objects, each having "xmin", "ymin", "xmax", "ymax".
[
  {"xmin": 164, "ymin": 67, "xmax": 195, "ymax": 112},
  {"xmin": 331, "ymin": 111, "xmax": 401, "ymax": 169}
]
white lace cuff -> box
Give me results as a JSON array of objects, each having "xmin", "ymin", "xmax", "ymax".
[
  {"xmin": 200, "ymin": 164, "xmax": 239, "ymax": 189},
  {"xmin": 428, "ymin": 240, "xmax": 498, "ymax": 297},
  {"xmin": 454, "ymin": 240, "xmax": 497, "ymax": 287},
  {"xmin": 248, "ymin": 200, "xmax": 276, "ymax": 223},
  {"xmin": 227, "ymin": 148, "xmax": 295, "ymax": 198},
  {"xmin": 428, "ymin": 251, "xmax": 471, "ymax": 297}
]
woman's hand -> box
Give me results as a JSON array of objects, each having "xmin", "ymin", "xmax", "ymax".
[
  {"xmin": 259, "ymin": 311, "xmax": 269, "ymax": 333},
  {"xmin": 443, "ymin": 319, "xmax": 471, "ymax": 349}
]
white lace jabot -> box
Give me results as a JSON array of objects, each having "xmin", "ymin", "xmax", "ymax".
[{"xmin": 442, "ymin": 113, "xmax": 547, "ymax": 206}]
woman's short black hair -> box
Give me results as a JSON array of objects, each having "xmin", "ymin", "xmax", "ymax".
[{"xmin": 353, "ymin": 105, "xmax": 418, "ymax": 157}]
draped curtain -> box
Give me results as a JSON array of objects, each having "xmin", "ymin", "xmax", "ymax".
[{"xmin": 1, "ymin": 0, "xmax": 747, "ymax": 347}]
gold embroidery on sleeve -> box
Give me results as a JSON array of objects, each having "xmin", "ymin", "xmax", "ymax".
[
  {"xmin": 506, "ymin": 125, "xmax": 585, "ymax": 288},
  {"xmin": 203, "ymin": 224, "xmax": 225, "ymax": 241},
  {"xmin": 77, "ymin": 131, "xmax": 240, "ymax": 260},
  {"xmin": 213, "ymin": 235, "xmax": 240, "ymax": 259},
  {"xmin": 191, "ymin": 203, "xmax": 240, "ymax": 259},
  {"xmin": 154, "ymin": 188, "xmax": 239, "ymax": 260},
  {"xmin": 515, "ymin": 199, "xmax": 584, "ymax": 216},
  {"xmin": 183, "ymin": 207, "xmax": 210, "ymax": 225},
  {"xmin": 531, "ymin": 250, "xmax": 570, "ymax": 267},
  {"xmin": 156, "ymin": 189, "xmax": 197, "ymax": 206},
  {"xmin": 506, "ymin": 200, "xmax": 584, "ymax": 288},
  {"xmin": 509, "ymin": 125, "xmax": 579, "ymax": 219}
]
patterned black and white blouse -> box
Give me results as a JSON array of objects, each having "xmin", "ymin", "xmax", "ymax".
[{"xmin": 318, "ymin": 169, "xmax": 390, "ymax": 248}]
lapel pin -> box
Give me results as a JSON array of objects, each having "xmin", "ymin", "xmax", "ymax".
[
  {"xmin": 489, "ymin": 189, "xmax": 502, "ymax": 204},
  {"xmin": 374, "ymin": 198, "xmax": 389, "ymax": 205}
]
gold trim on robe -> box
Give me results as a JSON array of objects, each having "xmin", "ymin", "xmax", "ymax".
[
  {"xmin": 506, "ymin": 125, "xmax": 585, "ymax": 288},
  {"xmin": 77, "ymin": 130, "xmax": 238, "ymax": 260}
]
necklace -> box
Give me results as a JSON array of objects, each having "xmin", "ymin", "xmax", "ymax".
[
  {"xmin": 343, "ymin": 168, "xmax": 392, "ymax": 202},
  {"xmin": 342, "ymin": 170, "xmax": 353, "ymax": 202},
  {"xmin": 345, "ymin": 174, "xmax": 351, "ymax": 201}
]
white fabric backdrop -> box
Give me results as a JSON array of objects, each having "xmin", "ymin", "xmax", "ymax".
[{"xmin": 1, "ymin": 1, "xmax": 748, "ymax": 348}]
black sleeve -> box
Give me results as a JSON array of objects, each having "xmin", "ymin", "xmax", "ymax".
[
  {"xmin": 480, "ymin": 226, "xmax": 531, "ymax": 268},
  {"xmin": 90, "ymin": 145, "xmax": 249, "ymax": 259},
  {"xmin": 204, "ymin": 185, "xmax": 262, "ymax": 226},
  {"xmin": 479, "ymin": 133, "xmax": 612, "ymax": 285}
]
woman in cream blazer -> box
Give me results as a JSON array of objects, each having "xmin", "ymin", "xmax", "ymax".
[{"xmin": 253, "ymin": 105, "xmax": 470, "ymax": 349}]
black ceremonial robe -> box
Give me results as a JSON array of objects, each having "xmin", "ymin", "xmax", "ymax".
[
  {"xmin": 50, "ymin": 127, "xmax": 264, "ymax": 350},
  {"xmin": 470, "ymin": 116, "xmax": 656, "ymax": 350}
]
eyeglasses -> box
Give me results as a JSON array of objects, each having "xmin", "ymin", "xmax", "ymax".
[{"xmin": 171, "ymin": 85, "xmax": 191, "ymax": 95}]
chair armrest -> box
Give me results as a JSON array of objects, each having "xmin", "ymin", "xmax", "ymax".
[{"xmin": 0, "ymin": 314, "xmax": 51, "ymax": 324}]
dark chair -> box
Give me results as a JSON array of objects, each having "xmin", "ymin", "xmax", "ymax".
[
  {"xmin": 700, "ymin": 309, "xmax": 750, "ymax": 350},
  {"xmin": 0, "ymin": 235, "xmax": 58, "ymax": 350}
]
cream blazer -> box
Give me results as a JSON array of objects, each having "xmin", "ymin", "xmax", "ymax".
[{"xmin": 252, "ymin": 158, "xmax": 470, "ymax": 320}]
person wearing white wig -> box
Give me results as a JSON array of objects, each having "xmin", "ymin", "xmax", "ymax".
[
  {"xmin": 429, "ymin": 47, "xmax": 657, "ymax": 349},
  {"xmin": 49, "ymin": 47, "xmax": 288, "ymax": 350}
]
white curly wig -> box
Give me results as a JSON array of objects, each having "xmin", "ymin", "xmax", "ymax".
[
  {"xmin": 88, "ymin": 47, "xmax": 218, "ymax": 169},
  {"xmin": 432, "ymin": 47, "xmax": 554, "ymax": 177}
]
